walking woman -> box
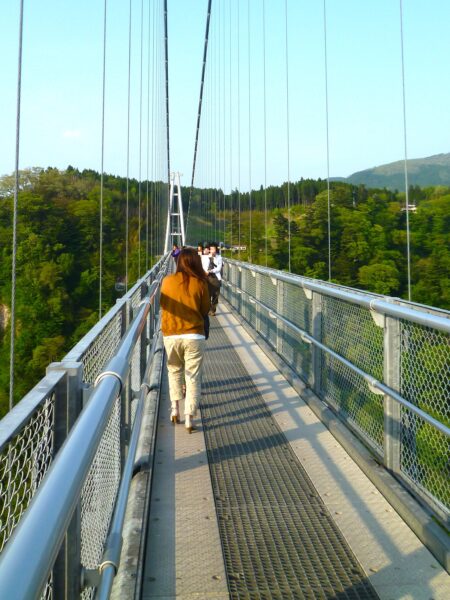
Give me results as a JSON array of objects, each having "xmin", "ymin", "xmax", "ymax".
[{"xmin": 160, "ymin": 247, "xmax": 210, "ymax": 432}]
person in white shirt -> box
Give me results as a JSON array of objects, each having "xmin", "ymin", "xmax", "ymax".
[{"xmin": 205, "ymin": 242, "xmax": 223, "ymax": 315}]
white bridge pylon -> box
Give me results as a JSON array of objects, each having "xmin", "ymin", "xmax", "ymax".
[{"xmin": 164, "ymin": 171, "xmax": 186, "ymax": 253}]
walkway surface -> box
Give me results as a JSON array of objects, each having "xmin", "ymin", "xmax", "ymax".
[{"xmin": 142, "ymin": 302, "xmax": 450, "ymax": 600}]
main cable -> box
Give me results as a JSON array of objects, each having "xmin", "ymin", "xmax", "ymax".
[
  {"xmin": 9, "ymin": 0, "xmax": 25, "ymax": 410},
  {"xmin": 189, "ymin": 0, "xmax": 212, "ymax": 234}
]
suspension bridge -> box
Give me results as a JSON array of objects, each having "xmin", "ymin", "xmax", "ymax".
[{"xmin": 0, "ymin": 1, "xmax": 449, "ymax": 599}]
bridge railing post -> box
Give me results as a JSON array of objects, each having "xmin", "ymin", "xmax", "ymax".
[
  {"xmin": 255, "ymin": 272, "xmax": 262, "ymax": 332},
  {"xmin": 383, "ymin": 315, "xmax": 401, "ymax": 473},
  {"xmin": 46, "ymin": 361, "xmax": 84, "ymax": 600},
  {"xmin": 311, "ymin": 291, "xmax": 323, "ymax": 396},
  {"xmin": 276, "ymin": 280, "xmax": 284, "ymax": 356}
]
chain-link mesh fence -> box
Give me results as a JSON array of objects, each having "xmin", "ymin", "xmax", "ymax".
[
  {"xmin": 0, "ymin": 256, "xmax": 168, "ymax": 598},
  {"xmin": 80, "ymin": 397, "xmax": 122, "ymax": 600},
  {"xmin": 222, "ymin": 259, "xmax": 450, "ymax": 524},
  {"xmin": 400, "ymin": 321, "xmax": 450, "ymax": 515}
]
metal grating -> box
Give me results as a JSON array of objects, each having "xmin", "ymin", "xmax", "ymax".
[
  {"xmin": 201, "ymin": 321, "xmax": 378, "ymax": 599},
  {"xmin": 0, "ymin": 396, "xmax": 55, "ymax": 553},
  {"xmin": 80, "ymin": 397, "xmax": 121, "ymax": 600},
  {"xmin": 81, "ymin": 312, "xmax": 124, "ymax": 385}
]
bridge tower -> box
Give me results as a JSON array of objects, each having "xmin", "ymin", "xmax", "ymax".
[{"xmin": 164, "ymin": 171, "xmax": 186, "ymax": 252}]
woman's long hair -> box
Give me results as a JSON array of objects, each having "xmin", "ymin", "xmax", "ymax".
[{"xmin": 176, "ymin": 247, "xmax": 207, "ymax": 290}]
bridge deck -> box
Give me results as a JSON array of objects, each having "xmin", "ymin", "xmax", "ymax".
[{"xmin": 141, "ymin": 303, "xmax": 450, "ymax": 600}]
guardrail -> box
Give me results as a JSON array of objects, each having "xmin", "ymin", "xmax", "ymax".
[
  {"xmin": 0, "ymin": 254, "xmax": 170, "ymax": 599},
  {"xmin": 222, "ymin": 258, "xmax": 450, "ymax": 527}
]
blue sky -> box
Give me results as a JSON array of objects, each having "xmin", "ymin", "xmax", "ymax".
[{"xmin": 1, "ymin": 1, "xmax": 450, "ymax": 190}]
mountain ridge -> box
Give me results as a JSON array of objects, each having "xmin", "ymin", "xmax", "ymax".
[{"xmin": 334, "ymin": 152, "xmax": 450, "ymax": 190}]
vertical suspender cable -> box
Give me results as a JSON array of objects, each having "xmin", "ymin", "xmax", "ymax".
[
  {"xmin": 222, "ymin": 0, "xmax": 226, "ymax": 249},
  {"xmin": 163, "ymin": 0, "xmax": 170, "ymax": 188},
  {"xmin": 399, "ymin": 0, "xmax": 412, "ymax": 301},
  {"xmin": 145, "ymin": 0, "xmax": 151, "ymax": 271},
  {"xmin": 237, "ymin": 0, "xmax": 241, "ymax": 260},
  {"xmin": 9, "ymin": 0, "xmax": 25, "ymax": 410},
  {"xmin": 323, "ymin": 0, "xmax": 332, "ymax": 281},
  {"xmin": 284, "ymin": 0, "xmax": 291, "ymax": 272},
  {"xmin": 99, "ymin": 0, "xmax": 107, "ymax": 319},
  {"xmin": 125, "ymin": 0, "xmax": 132, "ymax": 291},
  {"xmin": 247, "ymin": 0, "xmax": 252, "ymax": 263},
  {"xmin": 229, "ymin": 0, "xmax": 233, "ymax": 250},
  {"xmin": 262, "ymin": 0, "xmax": 268, "ymax": 266},
  {"xmin": 138, "ymin": 0, "xmax": 144, "ymax": 278}
]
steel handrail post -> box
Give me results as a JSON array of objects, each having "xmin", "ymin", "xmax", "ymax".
[{"xmin": 383, "ymin": 316, "xmax": 402, "ymax": 473}]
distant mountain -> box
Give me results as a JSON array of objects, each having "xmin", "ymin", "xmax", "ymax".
[{"xmin": 337, "ymin": 153, "xmax": 450, "ymax": 190}]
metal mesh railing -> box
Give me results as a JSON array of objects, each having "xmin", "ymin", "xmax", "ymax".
[
  {"xmin": 0, "ymin": 386, "xmax": 58, "ymax": 554},
  {"xmin": 81, "ymin": 397, "xmax": 121, "ymax": 600},
  {"xmin": 0, "ymin": 255, "xmax": 169, "ymax": 598},
  {"xmin": 223, "ymin": 258, "xmax": 450, "ymax": 525}
]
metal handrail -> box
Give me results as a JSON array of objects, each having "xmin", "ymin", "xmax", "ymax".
[
  {"xmin": 228, "ymin": 259, "xmax": 450, "ymax": 333},
  {"xmin": 223, "ymin": 280, "xmax": 450, "ymax": 439},
  {"xmin": 0, "ymin": 269, "xmax": 167, "ymax": 599},
  {"xmin": 96, "ymin": 325, "xmax": 164, "ymax": 599}
]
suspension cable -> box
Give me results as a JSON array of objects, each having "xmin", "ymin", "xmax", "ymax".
[
  {"xmin": 323, "ymin": 0, "xmax": 332, "ymax": 282},
  {"xmin": 399, "ymin": 0, "xmax": 412, "ymax": 301},
  {"xmin": 189, "ymin": 0, "xmax": 212, "ymax": 240},
  {"xmin": 163, "ymin": 0, "xmax": 170, "ymax": 185},
  {"xmin": 229, "ymin": 0, "xmax": 233, "ymax": 251},
  {"xmin": 138, "ymin": 0, "xmax": 144, "ymax": 278},
  {"xmin": 9, "ymin": 0, "xmax": 25, "ymax": 410},
  {"xmin": 237, "ymin": 0, "xmax": 241, "ymax": 260},
  {"xmin": 99, "ymin": 0, "xmax": 107, "ymax": 319},
  {"xmin": 145, "ymin": 0, "xmax": 151, "ymax": 271},
  {"xmin": 125, "ymin": 0, "xmax": 132, "ymax": 291},
  {"xmin": 284, "ymin": 0, "xmax": 291, "ymax": 272},
  {"xmin": 247, "ymin": 0, "xmax": 252, "ymax": 263},
  {"xmin": 262, "ymin": 0, "xmax": 268, "ymax": 266}
]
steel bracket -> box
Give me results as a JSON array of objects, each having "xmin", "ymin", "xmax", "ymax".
[
  {"xmin": 81, "ymin": 568, "xmax": 101, "ymax": 589},
  {"xmin": 368, "ymin": 380, "xmax": 384, "ymax": 396},
  {"xmin": 370, "ymin": 300, "xmax": 385, "ymax": 328},
  {"xmin": 303, "ymin": 287, "xmax": 313, "ymax": 301}
]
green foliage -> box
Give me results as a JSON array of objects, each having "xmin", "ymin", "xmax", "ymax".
[
  {"xmin": 0, "ymin": 167, "xmax": 166, "ymax": 417},
  {"xmin": 1, "ymin": 169, "xmax": 449, "ymax": 419}
]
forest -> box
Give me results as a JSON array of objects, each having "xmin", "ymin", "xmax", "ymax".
[{"xmin": 0, "ymin": 167, "xmax": 449, "ymax": 417}]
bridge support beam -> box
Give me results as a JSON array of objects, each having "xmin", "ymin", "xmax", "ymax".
[{"xmin": 164, "ymin": 171, "xmax": 185, "ymax": 253}]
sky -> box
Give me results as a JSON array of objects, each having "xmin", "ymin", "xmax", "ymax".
[{"xmin": 1, "ymin": 0, "xmax": 450, "ymax": 191}]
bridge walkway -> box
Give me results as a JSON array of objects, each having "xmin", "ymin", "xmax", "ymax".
[{"xmin": 140, "ymin": 303, "xmax": 450, "ymax": 600}]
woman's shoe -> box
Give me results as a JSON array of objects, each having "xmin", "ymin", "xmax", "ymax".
[
  {"xmin": 185, "ymin": 415, "xmax": 196, "ymax": 434},
  {"xmin": 170, "ymin": 401, "xmax": 180, "ymax": 424}
]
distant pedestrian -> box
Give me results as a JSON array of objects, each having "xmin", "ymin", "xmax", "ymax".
[
  {"xmin": 171, "ymin": 243, "xmax": 181, "ymax": 264},
  {"xmin": 205, "ymin": 242, "xmax": 223, "ymax": 316},
  {"xmin": 197, "ymin": 243, "xmax": 204, "ymax": 256},
  {"xmin": 160, "ymin": 248, "xmax": 211, "ymax": 433}
]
